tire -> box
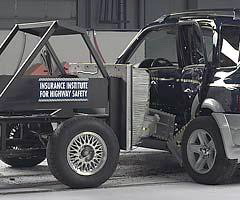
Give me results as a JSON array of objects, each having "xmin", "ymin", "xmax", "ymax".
[
  {"xmin": 0, "ymin": 152, "xmax": 46, "ymax": 168},
  {"xmin": 47, "ymin": 117, "xmax": 120, "ymax": 188},
  {"xmin": 182, "ymin": 116, "xmax": 237, "ymax": 185},
  {"xmin": 0, "ymin": 123, "xmax": 53, "ymax": 168}
]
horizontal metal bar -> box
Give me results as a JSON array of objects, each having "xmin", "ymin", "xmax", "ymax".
[
  {"xmin": 0, "ymin": 17, "xmax": 76, "ymax": 21},
  {"xmin": 58, "ymin": 21, "xmax": 87, "ymax": 34},
  {"xmin": 169, "ymin": 8, "xmax": 240, "ymax": 18},
  {"xmin": 187, "ymin": 8, "xmax": 240, "ymax": 12},
  {"xmin": 87, "ymin": 29, "xmax": 139, "ymax": 32},
  {"xmin": 0, "ymin": 113, "xmax": 109, "ymax": 121},
  {"xmin": 18, "ymin": 21, "xmax": 56, "ymax": 30},
  {"xmin": 0, "ymin": 148, "xmax": 45, "ymax": 158}
]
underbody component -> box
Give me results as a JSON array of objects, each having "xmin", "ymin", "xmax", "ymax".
[
  {"xmin": 139, "ymin": 108, "xmax": 175, "ymax": 141},
  {"xmin": 167, "ymin": 120, "xmax": 192, "ymax": 166}
]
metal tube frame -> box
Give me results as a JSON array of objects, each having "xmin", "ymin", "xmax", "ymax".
[
  {"xmin": 81, "ymin": 33, "xmax": 109, "ymax": 79},
  {"xmin": 0, "ymin": 21, "xmax": 57, "ymax": 98},
  {"xmin": 0, "ymin": 20, "xmax": 110, "ymax": 99},
  {"xmin": 45, "ymin": 41, "xmax": 66, "ymax": 75},
  {"xmin": 0, "ymin": 20, "xmax": 120, "ymax": 153}
]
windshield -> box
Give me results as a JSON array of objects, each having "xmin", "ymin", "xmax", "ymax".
[{"xmin": 128, "ymin": 26, "xmax": 178, "ymax": 67}]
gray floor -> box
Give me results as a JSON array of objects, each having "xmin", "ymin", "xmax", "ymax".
[{"xmin": 0, "ymin": 148, "xmax": 240, "ymax": 199}]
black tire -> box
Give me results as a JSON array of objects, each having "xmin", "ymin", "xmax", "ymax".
[
  {"xmin": 47, "ymin": 117, "xmax": 120, "ymax": 188},
  {"xmin": 0, "ymin": 151, "xmax": 46, "ymax": 168},
  {"xmin": 0, "ymin": 123, "xmax": 53, "ymax": 168},
  {"xmin": 182, "ymin": 116, "xmax": 237, "ymax": 184}
]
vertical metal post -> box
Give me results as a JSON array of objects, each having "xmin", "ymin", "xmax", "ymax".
[
  {"xmin": 82, "ymin": 33, "xmax": 109, "ymax": 79},
  {"xmin": 76, "ymin": 0, "xmax": 79, "ymax": 26},
  {"xmin": 117, "ymin": 0, "xmax": 121, "ymax": 29},
  {"xmin": 126, "ymin": 65, "xmax": 132, "ymax": 150},
  {"xmin": 123, "ymin": 0, "xmax": 127, "ymax": 29},
  {"xmin": 45, "ymin": 42, "xmax": 66, "ymax": 75},
  {"xmin": 86, "ymin": 0, "xmax": 92, "ymax": 28},
  {"xmin": 0, "ymin": 122, "xmax": 7, "ymax": 151},
  {"xmin": 186, "ymin": 0, "xmax": 198, "ymax": 10},
  {"xmin": 109, "ymin": 77, "xmax": 124, "ymax": 148},
  {"xmin": 137, "ymin": 0, "xmax": 145, "ymax": 29},
  {"xmin": 118, "ymin": 0, "xmax": 127, "ymax": 29}
]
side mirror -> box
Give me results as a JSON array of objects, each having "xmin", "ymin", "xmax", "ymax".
[{"xmin": 138, "ymin": 59, "xmax": 154, "ymax": 69}]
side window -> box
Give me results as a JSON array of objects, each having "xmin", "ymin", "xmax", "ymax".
[
  {"xmin": 220, "ymin": 25, "xmax": 240, "ymax": 67},
  {"xmin": 128, "ymin": 26, "xmax": 178, "ymax": 67},
  {"xmin": 179, "ymin": 24, "xmax": 207, "ymax": 67},
  {"xmin": 201, "ymin": 27, "xmax": 213, "ymax": 63}
]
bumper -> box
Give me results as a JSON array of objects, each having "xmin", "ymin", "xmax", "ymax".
[{"xmin": 212, "ymin": 113, "xmax": 240, "ymax": 162}]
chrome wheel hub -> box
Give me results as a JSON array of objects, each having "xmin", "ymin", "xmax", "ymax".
[
  {"xmin": 67, "ymin": 132, "xmax": 107, "ymax": 176},
  {"xmin": 187, "ymin": 129, "xmax": 216, "ymax": 174}
]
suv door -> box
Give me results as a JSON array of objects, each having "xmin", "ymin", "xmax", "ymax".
[
  {"xmin": 127, "ymin": 25, "xmax": 185, "ymax": 115},
  {"xmin": 178, "ymin": 22, "xmax": 210, "ymax": 110}
]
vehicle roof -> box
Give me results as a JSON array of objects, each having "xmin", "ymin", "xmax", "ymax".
[
  {"xmin": 152, "ymin": 8, "xmax": 240, "ymax": 25},
  {"xmin": 17, "ymin": 20, "xmax": 86, "ymax": 37}
]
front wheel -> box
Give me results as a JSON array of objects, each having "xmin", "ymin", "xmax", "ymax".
[
  {"xmin": 47, "ymin": 117, "xmax": 120, "ymax": 188},
  {"xmin": 182, "ymin": 116, "xmax": 237, "ymax": 184}
]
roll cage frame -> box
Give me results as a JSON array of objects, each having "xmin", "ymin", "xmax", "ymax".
[
  {"xmin": 0, "ymin": 21, "xmax": 128, "ymax": 154},
  {"xmin": 0, "ymin": 20, "xmax": 109, "ymax": 98}
]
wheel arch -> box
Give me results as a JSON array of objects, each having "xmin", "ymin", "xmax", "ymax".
[
  {"xmin": 191, "ymin": 95, "xmax": 224, "ymax": 118},
  {"xmin": 190, "ymin": 97, "xmax": 240, "ymax": 162}
]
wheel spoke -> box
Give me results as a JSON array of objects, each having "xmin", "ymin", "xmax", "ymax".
[
  {"xmin": 206, "ymin": 156, "xmax": 214, "ymax": 169},
  {"xmin": 207, "ymin": 140, "xmax": 215, "ymax": 149},
  {"xmin": 189, "ymin": 144, "xmax": 202, "ymax": 154},
  {"xmin": 198, "ymin": 132, "xmax": 209, "ymax": 145},
  {"xmin": 187, "ymin": 128, "xmax": 217, "ymax": 174},
  {"xmin": 194, "ymin": 155, "xmax": 206, "ymax": 171},
  {"xmin": 67, "ymin": 131, "xmax": 107, "ymax": 176}
]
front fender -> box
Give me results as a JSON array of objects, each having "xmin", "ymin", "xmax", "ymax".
[
  {"xmin": 201, "ymin": 98, "xmax": 224, "ymax": 113},
  {"xmin": 191, "ymin": 95, "xmax": 224, "ymax": 118},
  {"xmin": 212, "ymin": 113, "xmax": 240, "ymax": 162}
]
